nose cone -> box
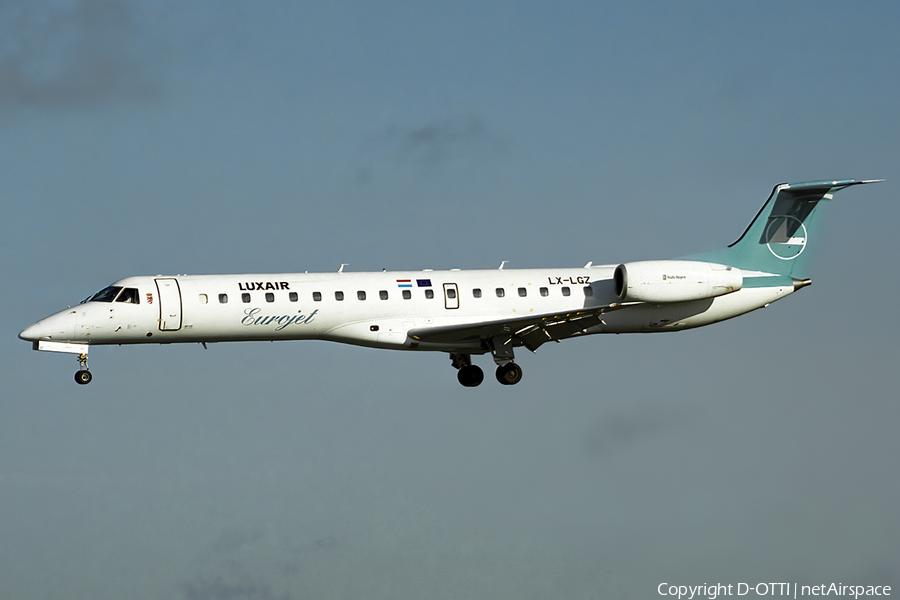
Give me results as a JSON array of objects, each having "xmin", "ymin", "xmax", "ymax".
[
  {"xmin": 20, "ymin": 321, "xmax": 42, "ymax": 341},
  {"xmin": 20, "ymin": 320, "xmax": 50, "ymax": 342},
  {"xmin": 19, "ymin": 310, "xmax": 75, "ymax": 342}
]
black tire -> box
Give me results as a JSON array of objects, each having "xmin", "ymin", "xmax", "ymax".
[
  {"xmin": 457, "ymin": 365, "xmax": 484, "ymax": 387},
  {"xmin": 495, "ymin": 362, "xmax": 523, "ymax": 386},
  {"xmin": 75, "ymin": 370, "xmax": 92, "ymax": 385}
]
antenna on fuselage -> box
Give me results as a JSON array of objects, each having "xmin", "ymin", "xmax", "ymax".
[
  {"xmin": 498, "ymin": 261, "xmax": 507, "ymax": 270},
  {"xmin": 338, "ymin": 264, "xmax": 348, "ymax": 273}
]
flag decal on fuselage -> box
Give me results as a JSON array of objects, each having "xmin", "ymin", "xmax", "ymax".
[{"xmin": 397, "ymin": 279, "xmax": 432, "ymax": 288}]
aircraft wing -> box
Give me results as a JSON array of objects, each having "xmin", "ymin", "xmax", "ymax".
[{"xmin": 407, "ymin": 303, "xmax": 636, "ymax": 353}]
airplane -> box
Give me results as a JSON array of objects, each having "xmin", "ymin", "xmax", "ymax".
[{"xmin": 20, "ymin": 179, "xmax": 881, "ymax": 387}]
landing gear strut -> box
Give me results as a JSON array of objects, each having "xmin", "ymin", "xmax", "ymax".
[
  {"xmin": 74, "ymin": 353, "xmax": 92, "ymax": 385},
  {"xmin": 490, "ymin": 335, "xmax": 523, "ymax": 386}
]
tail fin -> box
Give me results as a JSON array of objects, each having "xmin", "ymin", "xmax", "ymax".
[{"xmin": 685, "ymin": 179, "xmax": 882, "ymax": 280}]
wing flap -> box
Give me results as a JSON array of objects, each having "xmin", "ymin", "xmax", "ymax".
[
  {"xmin": 514, "ymin": 312, "xmax": 606, "ymax": 351},
  {"xmin": 408, "ymin": 303, "xmax": 634, "ymax": 352}
]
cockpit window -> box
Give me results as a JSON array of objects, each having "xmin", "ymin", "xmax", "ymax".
[
  {"xmin": 116, "ymin": 288, "xmax": 140, "ymax": 304},
  {"xmin": 87, "ymin": 286, "xmax": 123, "ymax": 303}
]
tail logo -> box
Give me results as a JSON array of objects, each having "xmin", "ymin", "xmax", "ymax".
[{"xmin": 764, "ymin": 215, "xmax": 808, "ymax": 261}]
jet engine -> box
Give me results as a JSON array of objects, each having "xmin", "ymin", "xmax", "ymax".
[{"xmin": 613, "ymin": 260, "xmax": 742, "ymax": 303}]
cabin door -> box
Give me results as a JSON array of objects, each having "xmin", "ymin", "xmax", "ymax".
[{"xmin": 155, "ymin": 278, "xmax": 183, "ymax": 331}]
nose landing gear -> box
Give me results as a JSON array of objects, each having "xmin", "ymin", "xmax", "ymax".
[{"xmin": 74, "ymin": 353, "xmax": 92, "ymax": 385}]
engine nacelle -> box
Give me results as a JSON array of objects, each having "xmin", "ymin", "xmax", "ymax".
[{"xmin": 613, "ymin": 260, "xmax": 742, "ymax": 303}]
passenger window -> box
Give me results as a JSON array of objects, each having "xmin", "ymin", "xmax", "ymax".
[
  {"xmin": 313, "ymin": 291, "xmax": 322, "ymax": 302},
  {"xmin": 583, "ymin": 286, "xmax": 593, "ymax": 297},
  {"xmin": 518, "ymin": 287, "xmax": 527, "ymax": 297},
  {"xmin": 425, "ymin": 289, "xmax": 434, "ymax": 299},
  {"xmin": 357, "ymin": 291, "xmax": 366, "ymax": 301},
  {"xmin": 540, "ymin": 287, "xmax": 548, "ymax": 297},
  {"xmin": 199, "ymin": 294, "xmax": 208, "ymax": 304},
  {"xmin": 219, "ymin": 294, "xmax": 228, "ymax": 304},
  {"xmin": 473, "ymin": 288, "xmax": 482, "ymax": 298},
  {"xmin": 379, "ymin": 290, "xmax": 388, "ymax": 300},
  {"xmin": 447, "ymin": 288, "xmax": 457, "ymax": 299},
  {"xmin": 242, "ymin": 293, "xmax": 251, "ymax": 303},
  {"xmin": 561, "ymin": 287, "xmax": 570, "ymax": 297},
  {"xmin": 116, "ymin": 287, "xmax": 140, "ymax": 304},
  {"xmin": 402, "ymin": 290, "xmax": 411, "ymax": 300},
  {"xmin": 289, "ymin": 292, "xmax": 298, "ymax": 302},
  {"xmin": 265, "ymin": 292, "xmax": 275, "ymax": 302},
  {"xmin": 335, "ymin": 291, "xmax": 344, "ymax": 301},
  {"xmin": 496, "ymin": 288, "xmax": 505, "ymax": 298}
]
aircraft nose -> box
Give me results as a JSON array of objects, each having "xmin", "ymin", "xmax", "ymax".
[
  {"xmin": 19, "ymin": 321, "xmax": 45, "ymax": 342},
  {"xmin": 19, "ymin": 310, "xmax": 76, "ymax": 342}
]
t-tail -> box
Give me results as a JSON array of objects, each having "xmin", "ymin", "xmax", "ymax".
[
  {"xmin": 612, "ymin": 179, "xmax": 881, "ymax": 331},
  {"xmin": 683, "ymin": 179, "xmax": 883, "ymax": 287}
]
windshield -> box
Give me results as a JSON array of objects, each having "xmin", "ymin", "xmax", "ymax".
[{"xmin": 86, "ymin": 286, "xmax": 123, "ymax": 303}]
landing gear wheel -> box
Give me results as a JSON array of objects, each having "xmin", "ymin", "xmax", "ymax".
[
  {"xmin": 75, "ymin": 370, "xmax": 93, "ymax": 385},
  {"xmin": 495, "ymin": 362, "xmax": 523, "ymax": 386},
  {"xmin": 457, "ymin": 364, "xmax": 484, "ymax": 387}
]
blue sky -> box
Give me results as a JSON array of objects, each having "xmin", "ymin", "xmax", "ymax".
[{"xmin": 2, "ymin": 2, "xmax": 899, "ymax": 598}]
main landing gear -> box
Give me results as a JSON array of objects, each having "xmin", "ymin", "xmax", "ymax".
[
  {"xmin": 457, "ymin": 364, "xmax": 484, "ymax": 387},
  {"xmin": 495, "ymin": 362, "xmax": 523, "ymax": 385},
  {"xmin": 74, "ymin": 353, "xmax": 92, "ymax": 385},
  {"xmin": 456, "ymin": 361, "xmax": 522, "ymax": 387},
  {"xmin": 452, "ymin": 353, "xmax": 484, "ymax": 387},
  {"xmin": 450, "ymin": 345, "xmax": 524, "ymax": 388}
]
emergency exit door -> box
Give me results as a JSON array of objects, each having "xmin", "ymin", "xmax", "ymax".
[{"xmin": 443, "ymin": 283, "xmax": 459, "ymax": 309}]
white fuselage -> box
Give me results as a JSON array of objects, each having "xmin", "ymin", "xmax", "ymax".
[
  {"xmin": 21, "ymin": 266, "xmax": 795, "ymax": 354},
  {"xmin": 20, "ymin": 178, "xmax": 873, "ymax": 386}
]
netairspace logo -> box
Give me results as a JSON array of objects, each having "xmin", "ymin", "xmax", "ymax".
[{"xmin": 657, "ymin": 582, "xmax": 891, "ymax": 600}]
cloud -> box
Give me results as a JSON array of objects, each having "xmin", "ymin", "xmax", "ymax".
[
  {"xmin": 208, "ymin": 528, "xmax": 265, "ymax": 556},
  {"xmin": 0, "ymin": 0, "xmax": 158, "ymax": 110},
  {"xmin": 350, "ymin": 113, "xmax": 508, "ymax": 195},
  {"xmin": 369, "ymin": 114, "xmax": 505, "ymax": 168},
  {"xmin": 180, "ymin": 528, "xmax": 338, "ymax": 600},
  {"xmin": 584, "ymin": 404, "xmax": 699, "ymax": 459},
  {"xmin": 181, "ymin": 573, "xmax": 290, "ymax": 600}
]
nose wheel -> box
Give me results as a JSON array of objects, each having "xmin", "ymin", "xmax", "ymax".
[{"xmin": 74, "ymin": 353, "xmax": 92, "ymax": 385}]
